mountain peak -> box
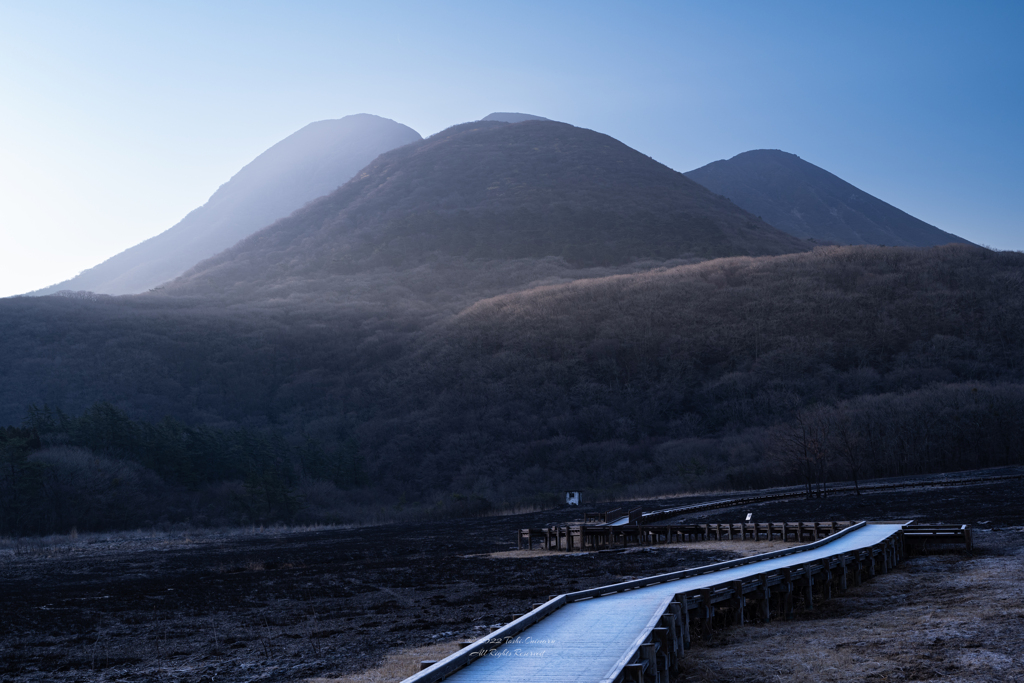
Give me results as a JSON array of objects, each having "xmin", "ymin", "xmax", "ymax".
[
  {"xmin": 163, "ymin": 120, "xmax": 809, "ymax": 301},
  {"xmin": 481, "ymin": 112, "xmax": 551, "ymax": 123},
  {"xmin": 30, "ymin": 114, "xmax": 421, "ymax": 296},
  {"xmin": 685, "ymin": 151, "xmax": 972, "ymax": 248}
]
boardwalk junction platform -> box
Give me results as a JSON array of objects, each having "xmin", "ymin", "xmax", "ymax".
[
  {"xmin": 518, "ymin": 516, "xmax": 859, "ymax": 552},
  {"xmin": 516, "ymin": 474, "xmax": 1004, "ymax": 552},
  {"xmin": 406, "ymin": 518, "xmax": 970, "ymax": 683}
]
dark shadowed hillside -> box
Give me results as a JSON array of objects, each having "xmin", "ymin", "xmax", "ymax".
[
  {"xmin": 30, "ymin": 114, "xmax": 421, "ymax": 296},
  {"xmin": 161, "ymin": 120, "xmax": 809, "ymax": 302},
  {"xmin": 3, "ymin": 245, "xmax": 1023, "ymax": 530},
  {"xmin": 685, "ymin": 149, "xmax": 972, "ymax": 247},
  {"xmin": 362, "ymin": 244, "xmax": 1023, "ymax": 503}
]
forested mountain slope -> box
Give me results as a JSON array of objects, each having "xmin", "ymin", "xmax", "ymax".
[
  {"xmin": 161, "ymin": 120, "xmax": 810, "ymax": 302},
  {"xmin": 30, "ymin": 114, "xmax": 421, "ymax": 296},
  {"xmin": 685, "ymin": 149, "xmax": 972, "ymax": 247},
  {"xmin": 3, "ymin": 246, "xmax": 1023, "ymax": 531},
  {"xmin": 363, "ymin": 244, "xmax": 1023, "ymax": 502}
]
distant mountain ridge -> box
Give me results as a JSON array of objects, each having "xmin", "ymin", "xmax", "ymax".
[
  {"xmin": 685, "ymin": 149, "xmax": 972, "ymax": 247},
  {"xmin": 31, "ymin": 114, "xmax": 422, "ymax": 296},
  {"xmin": 162, "ymin": 119, "xmax": 810, "ymax": 300}
]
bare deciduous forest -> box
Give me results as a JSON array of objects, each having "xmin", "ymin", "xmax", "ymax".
[{"xmin": 2, "ymin": 245, "xmax": 1023, "ymax": 535}]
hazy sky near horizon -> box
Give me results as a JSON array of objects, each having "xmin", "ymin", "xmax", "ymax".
[{"xmin": 1, "ymin": 1, "xmax": 1021, "ymax": 297}]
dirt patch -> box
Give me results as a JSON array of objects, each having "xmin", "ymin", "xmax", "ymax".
[
  {"xmin": 308, "ymin": 640, "xmax": 465, "ymax": 683},
  {"xmin": 647, "ymin": 539, "xmax": 805, "ymax": 557}
]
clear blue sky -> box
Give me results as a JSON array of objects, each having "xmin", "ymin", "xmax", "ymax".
[{"xmin": 1, "ymin": 0, "xmax": 1021, "ymax": 297}]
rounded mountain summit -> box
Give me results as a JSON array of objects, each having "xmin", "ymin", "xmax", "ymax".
[
  {"xmin": 32, "ymin": 114, "xmax": 421, "ymax": 296},
  {"xmin": 165, "ymin": 118, "xmax": 809, "ymax": 299},
  {"xmin": 685, "ymin": 149, "xmax": 972, "ymax": 247}
]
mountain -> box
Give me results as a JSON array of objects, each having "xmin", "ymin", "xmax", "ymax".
[
  {"xmin": 9, "ymin": 116, "xmax": 1018, "ymax": 530},
  {"xmin": 685, "ymin": 149, "xmax": 973, "ymax": 247},
  {"xmin": 30, "ymin": 114, "xmax": 422, "ymax": 296},
  {"xmin": 162, "ymin": 120, "xmax": 810, "ymax": 301}
]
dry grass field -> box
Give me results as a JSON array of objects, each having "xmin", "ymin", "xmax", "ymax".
[{"xmin": 3, "ymin": 475, "xmax": 1021, "ymax": 683}]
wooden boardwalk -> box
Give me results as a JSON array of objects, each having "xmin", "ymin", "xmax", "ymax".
[
  {"xmin": 406, "ymin": 522, "xmax": 908, "ymax": 683},
  {"xmin": 516, "ymin": 470, "xmax": 1022, "ymax": 553},
  {"xmin": 518, "ymin": 519, "xmax": 856, "ymax": 552}
]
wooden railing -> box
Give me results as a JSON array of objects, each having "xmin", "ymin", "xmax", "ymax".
[
  {"xmin": 903, "ymin": 523, "xmax": 973, "ymax": 552},
  {"xmin": 519, "ymin": 471, "xmax": 1018, "ymax": 551}
]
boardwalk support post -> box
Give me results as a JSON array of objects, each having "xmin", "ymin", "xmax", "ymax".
[
  {"xmin": 666, "ymin": 602, "xmax": 684, "ymax": 663},
  {"xmin": 758, "ymin": 573, "xmax": 771, "ymax": 623},
  {"xmin": 681, "ymin": 601, "xmax": 692, "ymax": 650},
  {"xmin": 822, "ymin": 559, "xmax": 833, "ymax": 601},
  {"xmin": 701, "ymin": 589, "xmax": 713, "ymax": 640},
  {"xmin": 730, "ymin": 580, "xmax": 745, "ymax": 626},
  {"xmin": 802, "ymin": 563, "xmax": 814, "ymax": 610},
  {"xmin": 782, "ymin": 567, "xmax": 794, "ymax": 620}
]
